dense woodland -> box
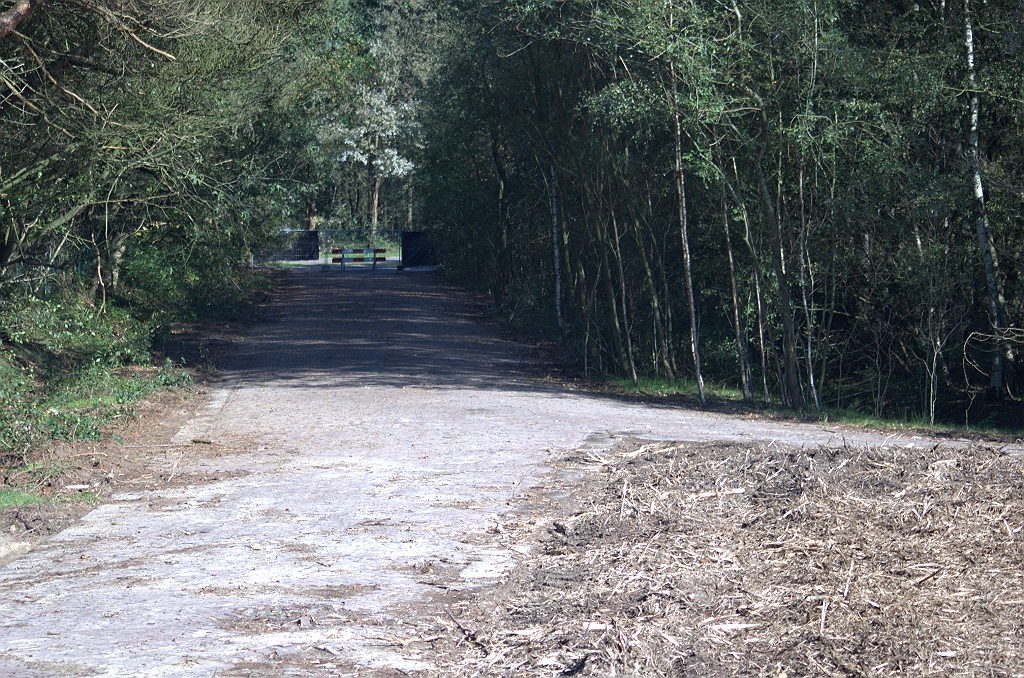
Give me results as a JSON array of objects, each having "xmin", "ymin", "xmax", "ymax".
[
  {"xmin": 414, "ymin": 0, "xmax": 1024, "ymax": 429},
  {"xmin": 2, "ymin": 0, "xmax": 1023, "ymax": 454}
]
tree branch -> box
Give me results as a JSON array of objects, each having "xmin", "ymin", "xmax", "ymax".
[{"xmin": 0, "ymin": 0, "xmax": 48, "ymax": 41}]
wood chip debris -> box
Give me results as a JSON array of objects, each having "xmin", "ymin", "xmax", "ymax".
[
  {"xmin": 433, "ymin": 440, "xmax": 1024, "ymax": 677},
  {"xmin": 685, "ymin": 487, "xmax": 745, "ymax": 501}
]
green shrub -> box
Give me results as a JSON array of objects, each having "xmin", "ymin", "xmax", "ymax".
[
  {"xmin": 0, "ymin": 354, "xmax": 38, "ymax": 462},
  {"xmin": 0, "ymin": 296, "xmax": 150, "ymax": 367},
  {"xmin": 121, "ymin": 237, "xmax": 258, "ymax": 323},
  {"xmin": 0, "ymin": 290, "xmax": 191, "ymax": 460}
]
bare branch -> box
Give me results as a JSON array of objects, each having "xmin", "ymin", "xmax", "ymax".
[
  {"xmin": 127, "ymin": 29, "xmax": 176, "ymax": 61},
  {"xmin": 0, "ymin": 0, "xmax": 47, "ymax": 41}
]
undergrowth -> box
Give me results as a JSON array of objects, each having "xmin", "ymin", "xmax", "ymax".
[
  {"xmin": 604, "ymin": 375, "xmax": 1021, "ymax": 438},
  {"xmin": 0, "ymin": 291, "xmax": 192, "ymax": 465}
]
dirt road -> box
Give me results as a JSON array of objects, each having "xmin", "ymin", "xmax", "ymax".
[{"xmin": 0, "ymin": 268, "xmax": 993, "ymax": 677}]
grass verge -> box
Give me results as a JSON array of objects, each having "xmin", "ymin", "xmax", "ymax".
[
  {"xmin": 0, "ymin": 488, "xmax": 45, "ymax": 510},
  {"xmin": 606, "ymin": 375, "xmax": 744, "ymax": 401},
  {"xmin": 603, "ymin": 375, "xmax": 1022, "ymax": 439}
]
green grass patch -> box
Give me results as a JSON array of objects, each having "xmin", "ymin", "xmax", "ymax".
[
  {"xmin": 0, "ymin": 489, "xmax": 45, "ymax": 509},
  {"xmin": 816, "ymin": 408, "xmax": 923, "ymax": 430},
  {"xmin": 46, "ymin": 361, "xmax": 191, "ymax": 408},
  {"xmin": 607, "ymin": 377, "xmax": 1019, "ymax": 437},
  {"xmin": 60, "ymin": 489, "xmax": 103, "ymax": 505},
  {"xmin": 2, "ymin": 356, "xmax": 191, "ymax": 458},
  {"xmin": 607, "ymin": 375, "xmax": 745, "ymax": 401}
]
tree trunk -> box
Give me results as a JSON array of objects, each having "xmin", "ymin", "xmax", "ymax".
[
  {"xmin": 672, "ymin": 78, "xmax": 705, "ymax": 403},
  {"xmin": 489, "ymin": 131, "xmax": 511, "ymax": 311},
  {"xmin": 631, "ymin": 213, "xmax": 675, "ymax": 380},
  {"xmin": 721, "ymin": 188, "xmax": 753, "ymax": 401},
  {"xmin": 963, "ymin": 0, "xmax": 1006, "ymax": 395},
  {"xmin": 371, "ymin": 175, "xmax": 383, "ymax": 242},
  {"xmin": 407, "ymin": 181, "xmax": 413, "ymax": 231},
  {"xmin": 610, "ymin": 203, "xmax": 638, "ymax": 385},
  {"xmin": 1, "ymin": 218, "xmax": 25, "ymax": 269},
  {"xmin": 740, "ymin": 85, "xmax": 803, "ymax": 410},
  {"xmin": 550, "ymin": 164, "xmax": 564, "ymax": 330},
  {"xmin": 757, "ymin": 164, "xmax": 804, "ymax": 411},
  {"xmin": 535, "ymin": 71, "xmax": 565, "ymax": 331},
  {"xmin": 799, "ymin": 165, "xmax": 821, "ymax": 410},
  {"xmin": 722, "ymin": 156, "xmax": 772, "ymax": 403},
  {"xmin": 648, "ymin": 180, "xmax": 678, "ymax": 376},
  {"xmin": 571, "ymin": 131, "xmax": 628, "ymax": 376},
  {"xmin": 91, "ymin": 233, "xmax": 107, "ymax": 313},
  {"xmin": 106, "ymin": 233, "xmax": 129, "ymax": 290},
  {"xmin": 753, "ymin": 270, "xmax": 773, "ymax": 403},
  {"xmin": 599, "ymin": 234, "xmax": 629, "ymax": 376}
]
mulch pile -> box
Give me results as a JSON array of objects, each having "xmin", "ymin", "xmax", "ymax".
[{"xmin": 436, "ymin": 440, "xmax": 1024, "ymax": 677}]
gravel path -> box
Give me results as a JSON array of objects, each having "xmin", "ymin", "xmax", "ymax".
[{"xmin": 0, "ymin": 268, "xmax": 994, "ymax": 677}]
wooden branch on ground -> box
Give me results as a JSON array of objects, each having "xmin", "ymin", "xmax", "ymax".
[{"xmin": 0, "ymin": 0, "xmax": 48, "ymax": 41}]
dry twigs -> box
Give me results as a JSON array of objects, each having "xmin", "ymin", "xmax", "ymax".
[{"xmin": 437, "ymin": 441, "xmax": 1024, "ymax": 676}]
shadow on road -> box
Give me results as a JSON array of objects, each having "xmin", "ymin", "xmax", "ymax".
[{"xmin": 227, "ymin": 267, "xmax": 553, "ymax": 393}]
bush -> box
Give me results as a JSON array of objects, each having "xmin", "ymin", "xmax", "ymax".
[
  {"xmin": 0, "ymin": 295, "xmax": 151, "ymax": 367},
  {"xmin": 0, "ymin": 291, "xmax": 190, "ymax": 461},
  {"xmin": 121, "ymin": 239, "xmax": 254, "ymax": 323},
  {"xmin": 0, "ymin": 355, "xmax": 36, "ymax": 462}
]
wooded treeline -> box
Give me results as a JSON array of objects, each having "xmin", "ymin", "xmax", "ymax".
[
  {"xmin": 3, "ymin": 0, "xmax": 1024, "ymax": 434},
  {"xmin": 413, "ymin": 0, "xmax": 1024, "ymax": 428}
]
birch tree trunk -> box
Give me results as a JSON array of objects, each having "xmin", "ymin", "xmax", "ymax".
[
  {"xmin": 550, "ymin": 164, "xmax": 564, "ymax": 329},
  {"xmin": 666, "ymin": 1, "xmax": 704, "ymax": 402},
  {"xmin": 631, "ymin": 213, "xmax": 675, "ymax": 380},
  {"xmin": 722, "ymin": 188, "xmax": 753, "ymax": 401},
  {"xmin": 672, "ymin": 78, "xmax": 705, "ymax": 403},
  {"xmin": 724, "ymin": 157, "xmax": 773, "ymax": 403},
  {"xmin": 963, "ymin": 0, "xmax": 1006, "ymax": 394},
  {"xmin": 594, "ymin": 214, "xmax": 629, "ymax": 376},
  {"xmin": 753, "ymin": 271, "xmax": 776, "ymax": 403},
  {"xmin": 799, "ymin": 166, "xmax": 821, "ymax": 411},
  {"xmin": 370, "ymin": 175, "xmax": 382, "ymax": 242},
  {"xmin": 610, "ymin": 202, "xmax": 638, "ymax": 385},
  {"xmin": 757, "ymin": 163, "xmax": 804, "ymax": 411}
]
